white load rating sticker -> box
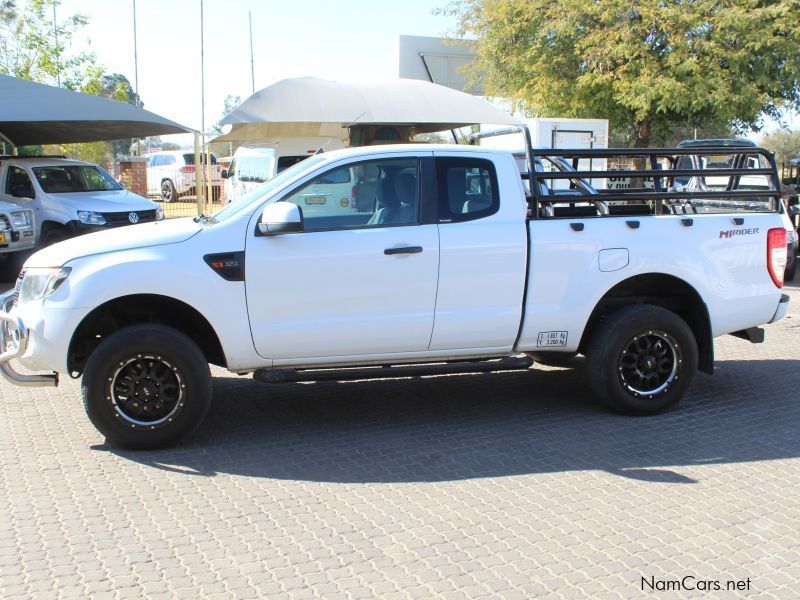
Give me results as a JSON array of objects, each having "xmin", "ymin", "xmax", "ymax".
[{"xmin": 537, "ymin": 331, "xmax": 568, "ymax": 347}]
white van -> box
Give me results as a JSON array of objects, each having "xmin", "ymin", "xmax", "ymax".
[
  {"xmin": 222, "ymin": 147, "xmax": 276, "ymax": 204},
  {"xmin": 222, "ymin": 137, "xmax": 346, "ymax": 203}
]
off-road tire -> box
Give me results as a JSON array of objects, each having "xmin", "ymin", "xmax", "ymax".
[
  {"xmin": 585, "ymin": 304, "xmax": 698, "ymax": 415},
  {"xmin": 82, "ymin": 324, "xmax": 212, "ymax": 449}
]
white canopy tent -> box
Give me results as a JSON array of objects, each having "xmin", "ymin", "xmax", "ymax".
[
  {"xmin": 0, "ymin": 74, "xmax": 191, "ymax": 147},
  {"xmin": 213, "ymin": 77, "xmax": 521, "ymax": 144}
]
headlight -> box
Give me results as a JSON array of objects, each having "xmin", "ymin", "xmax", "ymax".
[
  {"xmin": 10, "ymin": 211, "xmax": 32, "ymax": 229},
  {"xmin": 156, "ymin": 207, "xmax": 164, "ymax": 221},
  {"xmin": 18, "ymin": 267, "xmax": 71, "ymax": 304},
  {"xmin": 77, "ymin": 211, "xmax": 107, "ymax": 225}
]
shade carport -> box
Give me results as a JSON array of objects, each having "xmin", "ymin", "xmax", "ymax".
[{"xmin": 0, "ymin": 74, "xmax": 191, "ymax": 146}]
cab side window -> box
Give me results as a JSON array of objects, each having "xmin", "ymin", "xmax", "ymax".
[
  {"xmin": 436, "ymin": 157, "xmax": 499, "ymax": 223},
  {"xmin": 281, "ymin": 158, "xmax": 419, "ymax": 231},
  {"xmin": 5, "ymin": 166, "xmax": 34, "ymax": 196}
]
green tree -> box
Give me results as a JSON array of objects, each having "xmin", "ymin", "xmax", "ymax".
[
  {"xmin": 760, "ymin": 129, "xmax": 800, "ymax": 166},
  {"xmin": 0, "ymin": 0, "xmax": 100, "ymax": 90},
  {"xmin": 2, "ymin": 0, "xmax": 142, "ymax": 163},
  {"xmin": 446, "ymin": 0, "xmax": 800, "ymax": 147},
  {"xmin": 209, "ymin": 95, "xmax": 242, "ymax": 157},
  {"xmin": 97, "ymin": 73, "xmax": 142, "ymax": 159}
]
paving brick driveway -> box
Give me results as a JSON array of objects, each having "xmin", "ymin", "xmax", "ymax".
[{"xmin": 1, "ymin": 283, "xmax": 799, "ymax": 599}]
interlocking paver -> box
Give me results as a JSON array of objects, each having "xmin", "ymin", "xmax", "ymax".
[{"xmin": 1, "ymin": 283, "xmax": 799, "ymax": 599}]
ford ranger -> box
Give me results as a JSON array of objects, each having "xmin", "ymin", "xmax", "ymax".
[{"xmin": 0, "ymin": 134, "xmax": 790, "ymax": 448}]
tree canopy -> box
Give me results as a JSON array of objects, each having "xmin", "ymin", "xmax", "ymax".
[
  {"xmin": 446, "ymin": 0, "xmax": 800, "ymax": 146},
  {"xmin": 760, "ymin": 128, "xmax": 800, "ymax": 165},
  {"xmin": 0, "ymin": 0, "xmax": 100, "ymax": 90},
  {"xmin": 1, "ymin": 1, "xmax": 142, "ymax": 162}
]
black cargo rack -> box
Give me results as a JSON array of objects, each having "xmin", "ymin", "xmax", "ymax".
[{"xmin": 469, "ymin": 126, "xmax": 782, "ymax": 219}]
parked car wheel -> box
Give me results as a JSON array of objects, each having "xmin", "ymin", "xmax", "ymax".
[
  {"xmin": 42, "ymin": 228, "xmax": 69, "ymax": 247},
  {"xmin": 0, "ymin": 250, "xmax": 29, "ymax": 281},
  {"xmin": 585, "ymin": 304, "xmax": 698, "ymax": 415},
  {"xmin": 81, "ymin": 324, "xmax": 212, "ymax": 449},
  {"xmin": 160, "ymin": 179, "xmax": 178, "ymax": 203}
]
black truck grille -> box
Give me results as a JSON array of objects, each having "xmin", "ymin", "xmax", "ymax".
[{"xmin": 100, "ymin": 210, "xmax": 158, "ymax": 226}]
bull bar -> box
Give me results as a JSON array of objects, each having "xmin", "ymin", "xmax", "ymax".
[{"xmin": 0, "ymin": 290, "xmax": 58, "ymax": 387}]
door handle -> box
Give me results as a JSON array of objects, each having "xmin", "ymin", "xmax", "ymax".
[{"xmin": 384, "ymin": 246, "xmax": 423, "ymax": 255}]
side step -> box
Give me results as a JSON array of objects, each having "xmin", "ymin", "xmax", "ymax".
[{"xmin": 253, "ymin": 356, "xmax": 534, "ymax": 384}]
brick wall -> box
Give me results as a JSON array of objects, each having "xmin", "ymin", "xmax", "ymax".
[{"xmin": 116, "ymin": 158, "xmax": 148, "ymax": 197}]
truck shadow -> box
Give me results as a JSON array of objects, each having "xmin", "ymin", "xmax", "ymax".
[{"xmin": 109, "ymin": 358, "xmax": 800, "ymax": 484}]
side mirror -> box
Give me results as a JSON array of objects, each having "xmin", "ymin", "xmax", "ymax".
[
  {"xmin": 788, "ymin": 204, "xmax": 800, "ymax": 217},
  {"xmin": 10, "ymin": 184, "xmax": 33, "ymax": 199},
  {"xmin": 221, "ymin": 169, "xmax": 229, "ymax": 179},
  {"xmin": 257, "ymin": 202, "xmax": 303, "ymax": 235}
]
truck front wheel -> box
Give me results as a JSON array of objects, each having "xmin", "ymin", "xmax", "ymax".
[
  {"xmin": 81, "ymin": 324, "xmax": 212, "ymax": 449},
  {"xmin": 585, "ymin": 305, "xmax": 698, "ymax": 415}
]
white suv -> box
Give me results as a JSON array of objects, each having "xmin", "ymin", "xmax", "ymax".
[
  {"xmin": 147, "ymin": 151, "xmax": 221, "ymax": 202},
  {"xmin": 0, "ymin": 157, "xmax": 163, "ymax": 247}
]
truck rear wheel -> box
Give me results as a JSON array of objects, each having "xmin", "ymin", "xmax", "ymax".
[
  {"xmin": 81, "ymin": 324, "xmax": 212, "ymax": 449},
  {"xmin": 585, "ymin": 305, "xmax": 698, "ymax": 415}
]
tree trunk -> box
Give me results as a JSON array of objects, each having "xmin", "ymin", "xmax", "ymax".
[
  {"xmin": 634, "ymin": 121, "xmax": 651, "ymax": 148},
  {"xmin": 631, "ymin": 120, "xmax": 651, "ymax": 189}
]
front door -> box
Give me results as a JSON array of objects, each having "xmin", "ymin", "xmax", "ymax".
[{"xmin": 245, "ymin": 155, "xmax": 439, "ymax": 361}]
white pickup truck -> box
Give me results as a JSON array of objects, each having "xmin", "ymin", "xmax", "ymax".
[
  {"xmin": 0, "ymin": 138, "xmax": 790, "ymax": 448},
  {"xmin": 0, "ymin": 199, "xmax": 36, "ymax": 279}
]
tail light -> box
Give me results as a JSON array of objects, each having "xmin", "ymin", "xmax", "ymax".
[
  {"xmin": 767, "ymin": 227, "xmax": 787, "ymax": 288},
  {"xmin": 180, "ymin": 165, "xmax": 195, "ymax": 173}
]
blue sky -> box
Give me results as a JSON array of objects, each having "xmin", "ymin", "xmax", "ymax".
[{"xmin": 60, "ymin": 0, "xmax": 459, "ymax": 134}]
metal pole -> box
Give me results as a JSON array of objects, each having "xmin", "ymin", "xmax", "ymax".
[
  {"xmin": 132, "ymin": 0, "xmax": 139, "ymax": 97},
  {"xmin": 53, "ymin": 2, "xmax": 60, "ymax": 87},
  {"xmin": 206, "ymin": 142, "xmax": 212, "ymax": 210},
  {"xmin": 200, "ymin": 0, "xmax": 205, "ymax": 137},
  {"xmin": 249, "ymin": 11, "xmax": 255, "ymax": 93},
  {"xmin": 194, "ymin": 133, "xmax": 204, "ymax": 215},
  {"xmin": 197, "ymin": 0, "xmax": 206, "ymax": 214}
]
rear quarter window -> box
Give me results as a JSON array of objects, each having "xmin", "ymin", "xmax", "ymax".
[{"xmin": 436, "ymin": 157, "xmax": 499, "ymax": 223}]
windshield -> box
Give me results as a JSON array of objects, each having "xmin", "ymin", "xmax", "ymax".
[
  {"xmin": 212, "ymin": 155, "xmax": 327, "ymax": 223},
  {"xmin": 33, "ymin": 165, "xmax": 123, "ymax": 193}
]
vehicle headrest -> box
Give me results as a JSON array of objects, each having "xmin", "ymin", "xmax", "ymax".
[
  {"xmin": 447, "ymin": 168, "xmax": 467, "ymax": 213},
  {"xmin": 394, "ymin": 172, "xmax": 417, "ymax": 203}
]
